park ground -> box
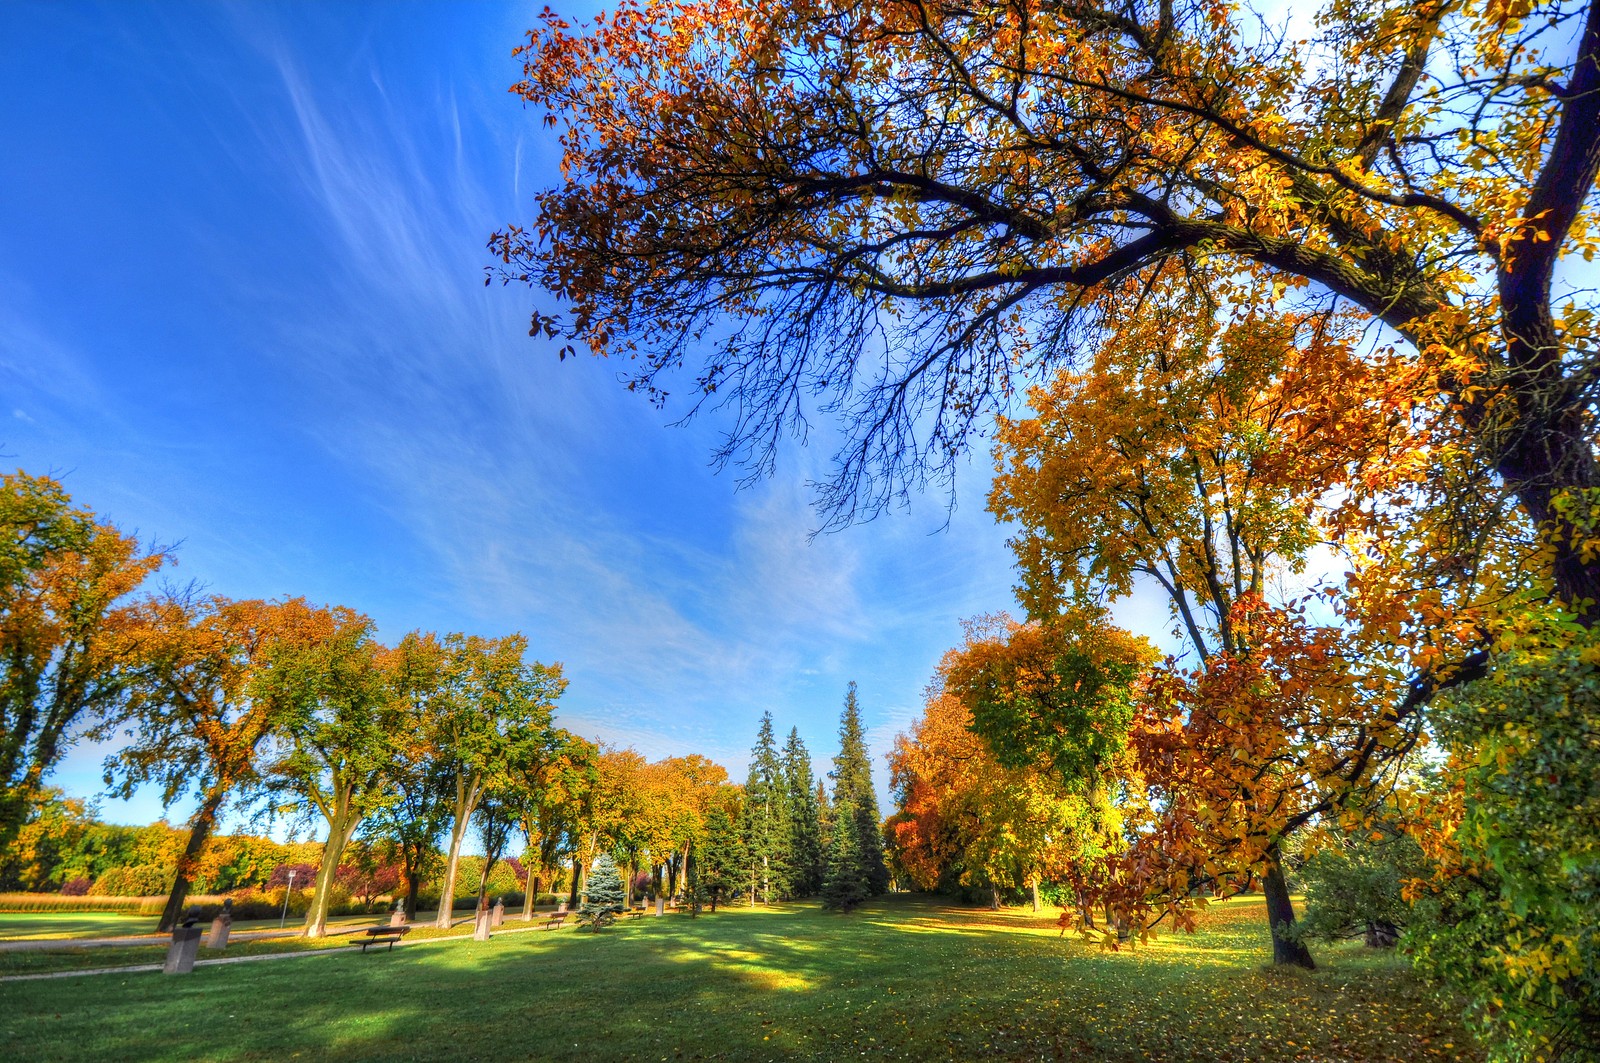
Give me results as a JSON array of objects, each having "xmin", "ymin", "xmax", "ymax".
[{"xmin": 0, "ymin": 895, "xmax": 1480, "ymax": 1062}]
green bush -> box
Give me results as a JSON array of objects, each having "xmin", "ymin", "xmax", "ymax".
[
  {"xmin": 1418, "ymin": 605, "xmax": 1600, "ymax": 1062},
  {"xmin": 1292, "ymin": 828, "xmax": 1422, "ymax": 947}
]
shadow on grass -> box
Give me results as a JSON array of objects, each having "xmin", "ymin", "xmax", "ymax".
[{"xmin": 0, "ymin": 896, "xmax": 1480, "ymax": 1063}]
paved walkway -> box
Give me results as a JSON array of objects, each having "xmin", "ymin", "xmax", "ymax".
[
  {"xmin": 0, "ymin": 913, "xmax": 495, "ymax": 951},
  {"xmin": 0, "ymin": 917, "xmax": 574, "ymax": 984}
]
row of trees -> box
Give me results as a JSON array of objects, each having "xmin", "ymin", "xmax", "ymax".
[
  {"xmin": 2, "ymin": 472, "xmax": 896, "ymax": 934},
  {"xmin": 693, "ymin": 687, "xmax": 889, "ymax": 912}
]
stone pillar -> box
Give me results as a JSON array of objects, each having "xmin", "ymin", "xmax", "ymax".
[
  {"xmin": 165, "ymin": 926, "xmax": 203, "ymax": 975},
  {"xmin": 473, "ymin": 906, "xmax": 492, "ymax": 941},
  {"xmin": 491, "ymin": 898, "xmax": 505, "ymax": 928},
  {"xmin": 557, "ymin": 900, "xmax": 568, "ymax": 915},
  {"xmin": 206, "ymin": 913, "xmax": 232, "ymax": 949},
  {"xmin": 655, "ymin": 896, "xmax": 665, "ymax": 917}
]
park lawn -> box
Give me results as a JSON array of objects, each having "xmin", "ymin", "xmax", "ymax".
[{"xmin": 0, "ymin": 895, "xmax": 1481, "ymax": 1063}]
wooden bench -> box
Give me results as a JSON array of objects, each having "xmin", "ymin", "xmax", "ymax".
[
  {"xmin": 355, "ymin": 925, "xmax": 411, "ymax": 952},
  {"xmin": 544, "ymin": 912, "xmax": 568, "ymax": 931}
]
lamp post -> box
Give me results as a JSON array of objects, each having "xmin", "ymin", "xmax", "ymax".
[{"xmin": 279, "ymin": 868, "xmax": 298, "ymax": 928}]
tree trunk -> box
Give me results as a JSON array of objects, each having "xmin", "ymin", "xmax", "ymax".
[
  {"xmin": 1030, "ymin": 875, "xmax": 1041, "ymax": 914},
  {"xmin": 990, "ymin": 883, "xmax": 1001, "ymax": 910},
  {"xmin": 435, "ymin": 792, "xmax": 475, "ymax": 928},
  {"xmin": 568, "ymin": 855, "xmax": 581, "ymax": 908},
  {"xmin": 405, "ymin": 874, "xmax": 421, "ymax": 920},
  {"xmin": 523, "ymin": 873, "xmax": 540, "ymax": 920},
  {"xmin": 305, "ymin": 797, "xmax": 360, "ymax": 939},
  {"xmin": 156, "ymin": 785, "xmax": 227, "ymax": 932},
  {"xmin": 1262, "ymin": 843, "xmax": 1315, "ymax": 969}
]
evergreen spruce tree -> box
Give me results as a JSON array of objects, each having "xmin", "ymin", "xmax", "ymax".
[
  {"xmin": 820, "ymin": 796, "xmax": 868, "ymax": 911},
  {"xmin": 580, "ymin": 853, "xmax": 625, "ymax": 929},
  {"xmin": 782, "ymin": 727, "xmax": 825, "ymax": 897},
  {"xmin": 696, "ymin": 804, "xmax": 744, "ymax": 912},
  {"xmin": 743, "ymin": 712, "xmax": 794, "ymax": 903},
  {"xmin": 830, "ymin": 681, "xmax": 890, "ymax": 895}
]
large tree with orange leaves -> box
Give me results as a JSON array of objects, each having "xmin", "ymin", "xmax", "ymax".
[
  {"xmin": 97, "ymin": 596, "xmax": 336, "ymax": 931},
  {"xmin": 0, "ymin": 471, "xmax": 168, "ymax": 855},
  {"xmin": 497, "ymin": 0, "xmax": 1600, "ymax": 617},
  {"xmin": 986, "ymin": 293, "xmax": 1476, "ymax": 967}
]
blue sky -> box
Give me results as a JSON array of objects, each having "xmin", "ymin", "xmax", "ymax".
[{"xmin": 0, "ymin": 0, "xmax": 1090, "ymax": 834}]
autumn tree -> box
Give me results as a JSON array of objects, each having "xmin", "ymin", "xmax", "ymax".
[
  {"xmin": 97, "ymin": 596, "xmax": 325, "ymax": 931},
  {"xmin": 361, "ymin": 632, "xmax": 452, "ymax": 919},
  {"xmin": 829, "ymin": 683, "xmax": 889, "ymax": 897},
  {"xmin": 0, "ymin": 471, "xmax": 167, "ymax": 853},
  {"xmin": 514, "ymin": 729, "xmax": 597, "ymax": 918},
  {"xmin": 501, "ymin": 0, "xmax": 1600, "ymax": 617},
  {"xmin": 431, "ymin": 634, "xmax": 566, "ymax": 928},
  {"xmin": 890, "ymin": 670, "xmax": 1123, "ymax": 913},
  {"xmin": 259, "ymin": 606, "xmax": 397, "ymax": 938},
  {"xmin": 564, "ymin": 746, "xmax": 648, "ymax": 908},
  {"xmin": 649, "ymin": 754, "xmax": 730, "ymax": 899},
  {"xmin": 985, "ymin": 294, "xmax": 1481, "ymax": 967}
]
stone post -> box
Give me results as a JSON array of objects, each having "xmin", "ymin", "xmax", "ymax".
[
  {"xmin": 207, "ymin": 899, "xmax": 234, "ymax": 949},
  {"xmin": 655, "ymin": 896, "xmax": 665, "ymax": 917},
  {"xmin": 491, "ymin": 898, "xmax": 504, "ymax": 928},
  {"xmin": 165, "ymin": 926, "xmax": 203, "ymax": 975},
  {"xmin": 473, "ymin": 906, "xmax": 492, "ymax": 941}
]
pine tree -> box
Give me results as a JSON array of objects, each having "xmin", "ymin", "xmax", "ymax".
[
  {"xmin": 821, "ymin": 796, "xmax": 868, "ymax": 911},
  {"xmin": 743, "ymin": 712, "xmax": 793, "ymax": 903},
  {"xmin": 580, "ymin": 853, "xmax": 625, "ymax": 929},
  {"xmin": 831, "ymin": 681, "xmax": 890, "ymax": 895},
  {"xmin": 696, "ymin": 804, "xmax": 745, "ymax": 912},
  {"xmin": 782, "ymin": 727, "xmax": 825, "ymax": 897}
]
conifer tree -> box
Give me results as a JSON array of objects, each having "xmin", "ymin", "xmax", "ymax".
[
  {"xmin": 821, "ymin": 797, "xmax": 868, "ymax": 911},
  {"xmin": 580, "ymin": 852, "xmax": 625, "ymax": 928},
  {"xmin": 742, "ymin": 712, "xmax": 793, "ymax": 903},
  {"xmin": 695, "ymin": 804, "xmax": 744, "ymax": 912},
  {"xmin": 782, "ymin": 727, "xmax": 825, "ymax": 897},
  {"xmin": 830, "ymin": 682, "xmax": 889, "ymax": 895}
]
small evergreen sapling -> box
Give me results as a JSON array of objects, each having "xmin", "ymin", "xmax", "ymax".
[{"xmin": 580, "ymin": 853, "xmax": 625, "ymax": 930}]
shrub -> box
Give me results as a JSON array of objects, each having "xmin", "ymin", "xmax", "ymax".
[{"xmin": 58, "ymin": 877, "xmax": 90, "ymax": 897}]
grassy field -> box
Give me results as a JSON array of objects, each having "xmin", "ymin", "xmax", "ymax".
[{"xmin": 0, "ymin": 895, "xmax": 1480, "ymax": 1062}]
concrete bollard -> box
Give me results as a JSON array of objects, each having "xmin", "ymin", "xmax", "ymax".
[
  {"xmin": 655, "ymin": 896, "xmax": 665, "ymax": 916},
  {"xmin": 165, "ymin": 926, "xmax": 203, "ymax": 974},
  {"xmin": 473, "ymin": 906, "xmax": 492, "ymax": 941},
  {"xmin": 206, "ymin": 913, "xmax": 231, "ymax": 949},
  {"xmin": 491, "ymin": 898, "xmax": 504, "ymax": 929}
]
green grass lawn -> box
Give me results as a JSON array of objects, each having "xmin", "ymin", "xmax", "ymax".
[{"xmin": 0, "ymin": 895, "xmax": 1481, "ymax": 1062}]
